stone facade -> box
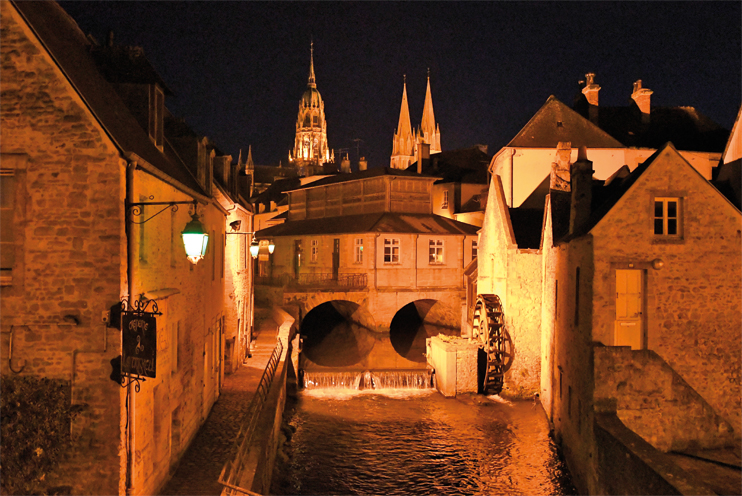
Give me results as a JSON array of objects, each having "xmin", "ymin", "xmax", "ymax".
[{"xmin": 0, "ymin": 3, "xmax": 254, "ymax": 494}]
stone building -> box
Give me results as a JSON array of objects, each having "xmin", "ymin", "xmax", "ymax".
[
  {"xmin": 0, "ymin": 2, "xmax": 253, "ymax": 494},
  {"xmin": 539, "ymin": 143, "xmax": 740, "ymax": 493},
  {"xmin": 287, "ymin": 43, "xmax": 334, "ymax": 177},
  {"xmin": 390, "ymin": 73, "xmax": 442, "ymax": 169},
  {"xmin": 255, "ymin": 168, "xmax": 477, "ymax": 371}
]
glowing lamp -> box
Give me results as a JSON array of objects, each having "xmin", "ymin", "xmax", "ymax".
[
  {"xmin": 268, "ymin": 240, "xmax": 276, "ymax": 254},
  {"xmin": 181, "ymin": 213, "xmax": 209, "ymax": 264},
  {"xmin": 250, "ymin": 238, "xmax": 260, "ymax": 259}
]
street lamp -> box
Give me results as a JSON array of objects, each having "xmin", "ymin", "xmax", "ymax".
[{"xmin": 181, "ymin": 212, "xmax": 209, "ymax": 264}]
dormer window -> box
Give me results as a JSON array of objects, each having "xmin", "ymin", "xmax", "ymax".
[{"xmin": 149, "ymin": 84, "xmax": 164, "ymax": 150}]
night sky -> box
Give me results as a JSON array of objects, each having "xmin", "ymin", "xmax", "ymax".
[{"xmin": 58, "ymin": 1, "xmax": 741, "ymax": 168}]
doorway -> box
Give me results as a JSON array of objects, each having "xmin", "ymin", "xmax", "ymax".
[{"xmin": 614, "ymin": 269, "xmax": 644, "ymax": 349}]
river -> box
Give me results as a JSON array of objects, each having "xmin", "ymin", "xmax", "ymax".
[{"xmin": 271, "ymin": 387, "xmax": 576, "ymax": 495}]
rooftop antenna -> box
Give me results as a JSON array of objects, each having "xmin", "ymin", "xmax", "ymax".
[{"xmin": 352, "ymin": 139, "xmax": 364, "ymax": 161}]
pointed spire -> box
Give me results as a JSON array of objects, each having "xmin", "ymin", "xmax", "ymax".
[
  {"xmin": 396, "ymin": 75, "xmax": 412, "ymax": 140},
  {"xmin": 246, "ymin": 145, "xmax": 254, "ymax": 170},
  {"xmin": 421, "ymin": 69, "xmax": 436, "ymax": 141},
  {"xmin": 308, "ymin": 40, "xmax": 316, "ymax": 87}
]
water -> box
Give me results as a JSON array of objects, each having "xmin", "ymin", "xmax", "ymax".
[
  {"xmin": 272, "ymin": 389, "xmax": 576, "ymax": 495},
  {"xmin": 302, "ymin": 370, "xmax": 434, "ymax": 390}
]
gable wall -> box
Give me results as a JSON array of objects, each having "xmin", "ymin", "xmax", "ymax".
[{"xmin": 591, "ymin": 150, "xmax": 742, "ymax": 432}]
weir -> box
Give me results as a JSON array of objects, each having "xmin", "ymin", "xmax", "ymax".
[{"xmin": 302, "ymin": 369, "xmax": 434, "ymax": 390}]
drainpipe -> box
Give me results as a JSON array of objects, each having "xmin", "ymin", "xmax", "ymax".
[
  {"xmin": 374, "ymin": 233, "xmax": 379, "ymax": 290},
  {"xmin": 125, "ymin": 160, "xmax": 136, "ymax": 496},
  {"xmin": 414, "ymin": 234, "xmax": 418, "ymax": 289}
]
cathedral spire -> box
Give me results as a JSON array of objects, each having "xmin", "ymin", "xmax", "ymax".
[
  {"xmin": 390, "ymin": 75, "xmax": 415, "ymax": 169},
  {"xmin": 308, "ymin": 41, "xmax": 316, "ymax": 88},
  {"xmin": 420, "ymin": 69, "xmax": 441, "ymax": 154},
  {"xmin": 396, "ymin": 75, "xmax": 412, "ymax": 141}
]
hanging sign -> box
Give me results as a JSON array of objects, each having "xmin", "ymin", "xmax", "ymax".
[
  {"xmin": 120, "ymin": 296, "xmax": 161, "ymax": 381},
  {"xmin": 122, "ymin": 313, "xmax": 157, "ymax": 378}
]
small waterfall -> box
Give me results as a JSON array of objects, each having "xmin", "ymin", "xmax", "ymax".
[
  {"xmin": 302, "ymin": 369, "xmax": 433, "ymax": 390},
  {"xmin": 303, "ymin": 371, "xmax": 362, "ymax": 389}
]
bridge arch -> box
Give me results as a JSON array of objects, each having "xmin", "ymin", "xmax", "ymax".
[
  {"xmin": 389, "ymin": 299, "xmax": 461, "ymax": 363},
  {"xmin": 300, "ymin": 300, "xmax": 378, "ymax": 367}
]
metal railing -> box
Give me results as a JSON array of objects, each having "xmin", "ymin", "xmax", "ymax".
[
  {"xmin": 294, "ymin": 272, "xmax": 368, "ymax": 289},
  {"xmin": 254, "ymin": 273, "xmax": 368, "ymax": 290},
  {"xmin": 218, "ymin": 338, "xmax": 284, "ymax": 496}
]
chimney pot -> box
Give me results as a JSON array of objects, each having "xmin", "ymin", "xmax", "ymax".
[
  {"xmin": 581, "ymin": 73, "xmax": 600, "ymax": 123},
  {"xmin": 631, "ymin": 79, "xmax": 653, "ymax": 119}
]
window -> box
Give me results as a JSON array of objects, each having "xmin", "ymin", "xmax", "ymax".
[
  {"xmin": 429, "ymin": 239, "xmax": 444, "ymax": 264},
  {"xmin": 354, "ymin": 238, "xmax": 363, "ymax": 263},
  {"xmin": 471, "ymin": 240, "xmax": 478, "ymax": 260},
  {"xmin": 654, "ymin": 197, "xmax": 680, "ymax": 236},
  {"xmin": 384, "ymin": 238, "xmax": 400, "ymax": 264},
  {"xmin": 311, "ymin": 239, "xmax": 318, "ymax": 263},
  {"xmin": 0, "ymin": 169, "xmax": 15, "ymax": 283},
  {"xmin": 441, "ymin": 190, "xmax": 449, "ymax": 209}
]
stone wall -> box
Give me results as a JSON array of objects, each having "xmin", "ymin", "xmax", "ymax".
[
  {"xmin": 594, "ymin": 346, "xmax": 734, "ymax": 451},
  {"xmin": 0, "ymin": 4, "xmax": 125, "ymax": 493},
  {"xmin": 502, "ymin": 250, "xmax": 542, "ymax": 397}
]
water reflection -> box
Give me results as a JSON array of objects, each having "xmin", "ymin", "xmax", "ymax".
[{"xmin": 272, "ymin": 390, "xmax": 576, "ymax": 495}]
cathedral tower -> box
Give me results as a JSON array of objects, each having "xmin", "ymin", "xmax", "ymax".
[
  {"xmin": 390, "ymin": 70, "xmax": 441, "ymax": 169},
  {"xmin": 288, "ymin": 42, "xmax": 334, "ymax": 176}
]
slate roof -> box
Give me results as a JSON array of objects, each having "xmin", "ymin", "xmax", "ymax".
[
  {"xmin": 591, "ymin": 106, "xmax": 728, "ymax": 152},
  {"xmin": 508, "ymin": 96, "xmax": 624, "ymax": 149},
  {"xmin": 13, "ymin": 0, "xmax": 207, "ymax": 197},
  {"xmin": 508, "ymin": 208, "xmax": 544, "ymax": 249},
  {"xmin": 252, "ymin": 177, "xmax": 301, "ymax": 208},
  {"xmin": 406, "ymin": 146, "xmax": 491, "ymax": 184},
  {"xmin": 256, "ymin": 212, "xmax": 479, "ymax": 238}
]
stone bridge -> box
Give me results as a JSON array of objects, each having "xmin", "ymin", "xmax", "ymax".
[{"xmin": 279, "ymin": 287, "xmax": 466, "ymax": 371}]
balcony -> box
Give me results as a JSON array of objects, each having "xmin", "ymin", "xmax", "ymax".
[{"xmin": 255, "ymin": 273, "xmax": 368, "ymax": 291}]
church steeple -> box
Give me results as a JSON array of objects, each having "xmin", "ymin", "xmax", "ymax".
[
  {"xmin": 390, "ymin": 76, "xmax": 415, "ymax": 169},
  {"xmin": 420, "ymin": 68, "xmax": 441, "ymax": 154}
]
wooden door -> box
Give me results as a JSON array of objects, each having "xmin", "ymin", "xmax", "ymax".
[{"xmin": 615, "ymin": 269, "xmax": 643, "ymax": 349}]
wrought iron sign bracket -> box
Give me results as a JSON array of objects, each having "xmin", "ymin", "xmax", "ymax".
[
  {"xmin": 125, "ymin": 197, "xmax": 198, "ymax": 225},
  {"xmin": 118, "ymin": 295, "xmax": 162, "ymax": 391}
]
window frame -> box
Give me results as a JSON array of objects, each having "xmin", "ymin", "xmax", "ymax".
[
  {"xmin": 441, "ymin": 190, "xmax": 449, "ymax": 210},
  {"xmin": 429, "ymin": 239, "xmax": 445, "ymax": 265},
  {"xmin": 383, "ymin": 238, "xmax": 400, "ymax": 264},
  {"xmin": 354, "ymin": 238, "xmax": 363, "ymax": 264},
  {"xmin": 653, "ymin": 197, "xmax": 681, "ymax": 237},
  {"xmin": 471, "ymin": 240, "xmax": 478, "ymax": 260},
  {"xmin": 310, "ymin": 239, "xmax": 318, "ymax": 263}
]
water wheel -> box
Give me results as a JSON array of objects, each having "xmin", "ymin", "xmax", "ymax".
[{"xmin": 472, "ymin": 294, "xmax": 514, "ymax": 395}]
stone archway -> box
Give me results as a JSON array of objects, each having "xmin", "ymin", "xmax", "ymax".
[
  {"xmin": 300, "ymin": 300, "xmax": 377, "ymax": 368},
  {"xmin": 389, "ymin": 299, "xmax": 461, "ymax": 363}
]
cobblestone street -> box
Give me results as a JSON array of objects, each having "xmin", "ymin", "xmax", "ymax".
[{"xmin": 161, "ymin": 319, "xmax": 279, "ymax": 496}]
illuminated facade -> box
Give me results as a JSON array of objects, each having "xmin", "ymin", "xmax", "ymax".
[
  {"xmin": 391, "ymin": 73, "xmax": 441, "ymax": 169},
  {"xmin": 288, "ymin": 43, "xmax": 334, "ymax": 176}
]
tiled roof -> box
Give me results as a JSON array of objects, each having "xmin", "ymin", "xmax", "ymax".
[
  {"xmin": 288, "ymin": 167, "xmax": 434, "ymax": 191},
  {"xmin": 256, "ymin": 212, "xmax": 479, "ymax": 237},
  {"xmin": 13, "ymin": 1, "xmax": 206, "ymax": 197},
  {"xmin": 508, "ymin": 96, "xmax": 624, "ymax": 149}
]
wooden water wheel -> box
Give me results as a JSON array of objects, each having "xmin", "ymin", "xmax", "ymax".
[{"xmin": 472, "ymin": 294, "xmax": 514, "ymax": 395}]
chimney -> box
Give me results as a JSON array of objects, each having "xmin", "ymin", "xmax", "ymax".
[
  {"xmin": 550, "ymin": 142, "xmax": 572, "ymax": 192},
  {"xmin": 631, "ymin": 80, "xmax": 653, "ymax": 123},
  {"xmin": 341, "ymin": 154, "xmax": 351, "ymax": 173},
  {"xmin": 416, "ymin": 142, "xmax": 430, "ymax": 174},
  {"xmin": 582, "ymin": 73, "xmax": 600, "ymax": 124},
  {"xmin": 569, "ymin": 146, "xmax": 594, "ymax": 235},
  {"xmin": 358, "ymin": 156, "xmax": 367, "ymax": 171}
]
